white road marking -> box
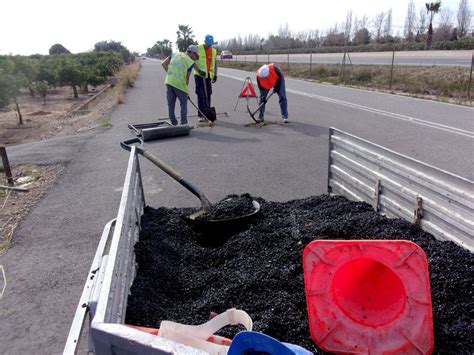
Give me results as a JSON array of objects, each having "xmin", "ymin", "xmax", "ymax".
[{"xmin": 220, "ymin": 73, "xmax": 474, "ymax": 139}]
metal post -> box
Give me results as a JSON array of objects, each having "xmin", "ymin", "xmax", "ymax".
[
  {"xmin": 287, "ymin": 42, "xmax": 290, "ymax": 72},
  {"xmin": 0, "ymin": 146, "xmax": 14, "ymax": 186},
  {"xmin": 309, "ymin": 48, "xmax": 313, "ymax": 77},
  {"xmin": 244, "ymin": 54, "xmax": 246, "ymax": 64},
  {"xmin": 256, "ymin": 53, "xmax": 258, "ymax": 64},
  {"xmin": 389, "ymin": 49, "xmax": 395, "ymax": 92},
  {"xmin": 342, "ymin": 49, "xmax": 346, "ymax": 83},
  {"xmin": 267, "ymin": 52, "xmax": 270, "ymax": 64},
  {"xmin": 468, "ymin": 53, "xmax": 473, "ymax": 99}
]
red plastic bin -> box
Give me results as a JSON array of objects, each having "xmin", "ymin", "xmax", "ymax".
[{"xmin": 303, "ymin": 240, "xmax": 434, "ymax": 354}]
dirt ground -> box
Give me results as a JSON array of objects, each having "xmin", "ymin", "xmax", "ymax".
[
  {"xmin": 0, "ymin": 164, "xmax": 64, "ymax": 254},
  {"xmin": 0, "ymin": 85, "xmax": 113, "ymax": 146}
]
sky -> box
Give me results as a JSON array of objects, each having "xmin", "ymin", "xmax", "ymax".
[{"xmin": 0, "ymin": 0, "xmax": 466, "ymax": 55}]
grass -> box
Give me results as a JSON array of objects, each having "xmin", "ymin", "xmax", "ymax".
[
  {"xmin": 84, "ymin": 60, "xmax": 141, "ymax": 130},
  {"xmin": 0, "ymin": 240, "xmax": 12, "ymax": 253},
  {"xmin": 23, "ymin": 164, "xmax": 42, "ymax": 181},
  {"xmin": 117, "ymin": 61, "xmax": 141, "ymax": 89},
  {"xmin": 99, "ymin": 117, "xmax": 113, "ymax": 128},
  {"xmin": 219, "ymin": 61, "xmax": 473, "ymax": 106}
]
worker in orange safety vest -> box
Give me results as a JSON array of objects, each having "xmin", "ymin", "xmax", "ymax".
[{"xmin": 256, "ymin": 63, "xmax": 288, "ymax": 123}]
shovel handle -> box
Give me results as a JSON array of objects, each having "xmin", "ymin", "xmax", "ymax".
[
  {"xmin": 120, "ymin": 139, "xmax": 211, "ymax": 210},
  {"xmin": 120, "ymin": 138, "xmax": 181, "ymax": 180}
]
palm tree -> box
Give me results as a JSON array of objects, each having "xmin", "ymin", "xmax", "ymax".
[
  {"xmin": 176, "ymin": 25, "xmax": 196, "ymax": 52},
  {"xmin": 425, "ymin": 2, "xmax": 442, "ymax": 49}
]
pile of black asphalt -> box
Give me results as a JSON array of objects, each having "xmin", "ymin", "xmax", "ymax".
[
  {"xmin": 196, "ymin": 193, "xmax": 256, "ymax": 221},
  {"xmin": 125, "ymin": 194, "xmax": 473, "ymax": 354}
]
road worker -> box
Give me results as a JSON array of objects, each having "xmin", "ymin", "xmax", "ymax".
[
  {"xmin": 162, "ymin": 45, "xmax": 205, "ymax": 125},
  {"xmin": 193, "ymin": 34, "xmax": 218, "ymax": 122},
  {"xmin": 256, "ymin": 63, "xmax": 288, "ymax": 123}
]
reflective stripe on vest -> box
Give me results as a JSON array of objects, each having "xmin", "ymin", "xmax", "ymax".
[
  {"xmin": 194, "ymin": 44, "xmax": 216, "ymax": 79},
  {"xmin": 257, "ymin": 63, "xmax": 278, "ymax": 90},
  {"xmin": 165, "ymin": 52, "xmax": 194, "ymax": 94}
]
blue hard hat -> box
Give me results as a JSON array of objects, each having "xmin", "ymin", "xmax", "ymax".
[{"xmin": 205, "ymin": 34, "xmax": 216, "ymax": 45}]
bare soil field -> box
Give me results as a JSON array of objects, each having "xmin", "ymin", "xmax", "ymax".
[{"xmin": 0, "ymin": 85, "xmax": 112, "ymax": 146}]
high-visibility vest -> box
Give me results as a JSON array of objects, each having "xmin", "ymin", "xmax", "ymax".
[
  {"xmin": 194, "ymin": 44, "xmax": 216, "ymax": 79},
  {"xmin": 257, "ymin": 63, "xmax": 279, "ymax": 90},
  {"xmin": 164, "ymin": 52, "xmax": 195, "ymax": 94}
]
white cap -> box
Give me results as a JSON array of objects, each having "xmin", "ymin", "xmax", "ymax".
[
  {"xmin": 258, "ymin": 65, "xmax": 269, "ymax": 78},
  {"xmin": 187, "ymin": 45, "xmax": 199, "ymax": 57}
]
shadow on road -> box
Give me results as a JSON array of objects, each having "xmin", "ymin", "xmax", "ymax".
[
  {"xmin": 283, "ymin": 121, "xmax": 328, "ymax": 138},
  {"xmin": 191, "ymin": 129, "xmax": 261, "ymax": 144}
]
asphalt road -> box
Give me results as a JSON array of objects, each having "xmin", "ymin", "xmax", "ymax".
[
  {"xmin": 1, "ymin": 60, "xmax": 473, "ymax": 354},
  {"xmin": 225, "ymin": 49, "xmax": 473, "ymax": 67}
]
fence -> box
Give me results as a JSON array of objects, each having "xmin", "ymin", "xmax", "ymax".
[{"xmin": 219, "ymin": 51, "xmax": 474, "ymax": 99}]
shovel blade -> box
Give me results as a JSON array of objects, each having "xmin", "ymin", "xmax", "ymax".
[
  {"xmin": 201, "ymin": 107, "xmax": 217, "ymax": 122},
  {"xmin": 247, "ymin": 105, "xmax": 261, "ymax": 123}
]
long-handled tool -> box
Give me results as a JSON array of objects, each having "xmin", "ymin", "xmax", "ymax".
[
  {"xmin": 202, "ymin": 79, "xmax": 217, "ymax": 122},
  {"xmin": 120, "ymin": 138, "xmax": 260, "ymax": 231},
  {"xmin": 188, "ymin": 95, "xmax": 216, "ymax": 123},
  {"xmin": 128, "ymin": 121, "xmax": 193, "ymax": 141},
  {"xmin": 247, "ymin": 91, "xmax": 276, "ymax": 123}
]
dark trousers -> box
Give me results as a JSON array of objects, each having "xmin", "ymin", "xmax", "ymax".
[
  {"xmin": 258, "ymin": 78, "xmax": 288, "ymax": 119},
  {"xmin": 194, "ymin": 75, "xmax": 212, "ymax": 113}
]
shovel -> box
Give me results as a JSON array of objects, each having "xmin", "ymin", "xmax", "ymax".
[
  {"xmin": 188, "ymin": 96, "xmax": 216, "ymax": 123},
  {"xmin": 120, "ymin": 138, "xmax": 260, "ymax": 230},
  {"xmin": 247, "ymin": 91, "xmax": 276, "ymax": 123},
  {"xmin": 201, "ymin": 78, "xmax": 217, "ymax": 122}
]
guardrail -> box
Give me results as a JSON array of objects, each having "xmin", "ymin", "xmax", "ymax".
[{"xmin": 327, "ymin": 127, "xmax": 474, "ymax": 252}]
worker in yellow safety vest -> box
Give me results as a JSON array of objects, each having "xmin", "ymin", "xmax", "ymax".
[
  {"xmin": 193, "ymin": 34, "xmax": 218, "ymax": 121},
  {"xmin": 162, "ymin": 45, "xmax": 205, "ymax": 125}
]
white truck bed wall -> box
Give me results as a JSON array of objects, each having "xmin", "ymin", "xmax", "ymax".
[
  {"xmin": 64, "ymin": 147, "xmax": 207, "ymax": 354},
  {"xmin": 327, "ymin": 127, "xmax": 473, "ymax": 252}
]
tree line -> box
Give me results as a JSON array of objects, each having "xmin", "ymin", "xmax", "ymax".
[
  {"xmin": 146, "ymin": 25, "xmax": 198, "ymax": 59},
  {"xmin": 0, "ymin": 40, "xmax": 131, "ymax": 125},
  {"xmin": 218, "ymin": 0, "xmax": 472, "ymax": 52},
  {"xmin": 145, "ymin": 1, "xmax": 472, "ymax": 59}
]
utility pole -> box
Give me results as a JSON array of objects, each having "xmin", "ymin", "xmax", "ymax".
[{"xmin": 389, "ymin": 49, "xmax": 395, "ymax": 92}]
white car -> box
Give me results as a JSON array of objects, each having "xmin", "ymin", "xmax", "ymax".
[{"xmin": 220, "ymin": 50, "xmax": 233, "ymax": 60}]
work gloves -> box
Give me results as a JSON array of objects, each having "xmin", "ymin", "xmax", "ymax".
[
  {"xmin": 199, "ymin": 70, "xmax": 206, "ymax": 77},
  {"xmin": 212, "ymin": 75, "xmax": 217, "ymax": 83}
]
